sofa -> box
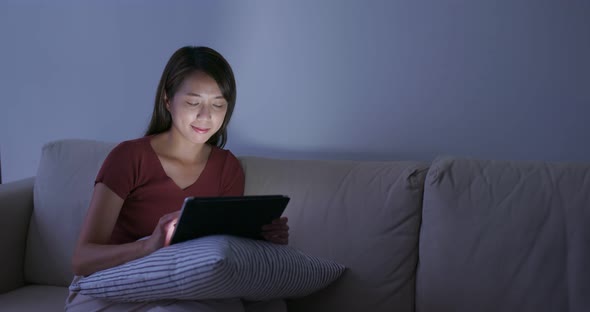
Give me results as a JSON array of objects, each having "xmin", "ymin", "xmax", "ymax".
[{"xmin": 0, "ymin": 139, "xmax": 588, "ymax": 312}]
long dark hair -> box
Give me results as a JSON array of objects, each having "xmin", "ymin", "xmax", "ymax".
[{"xmin": 145, "ymin": 46, "xmax": 237, "ymax": 148}]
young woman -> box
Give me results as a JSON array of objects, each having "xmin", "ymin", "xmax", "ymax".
[{"xmin": 66, "ymin": 46, "xmax": 289, "ymax": 311}]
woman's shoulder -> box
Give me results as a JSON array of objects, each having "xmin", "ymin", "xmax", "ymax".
[
  {"xmin": 116, "ymin": 136, "xmax": 151, "ymax": 148},
  {"xmin": 209, "ymin": 145, "xmax": 244, "ymax": 194},
  {"xmin": 210, "ymin": 145, "xmax": 243, "ymax": 174},
  {"xmin": 107, "ymin": 136, "xmax": 152, "ymax": 159},
  {"xmin": 210, "ymin": 145, "xmax": 240, "ymax": 163}
]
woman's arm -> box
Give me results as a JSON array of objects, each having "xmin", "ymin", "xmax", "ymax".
[{"xmin": 71, "ymin": 183, "xmax": 178, "ymax": 276}]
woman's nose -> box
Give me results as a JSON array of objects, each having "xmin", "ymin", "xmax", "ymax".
[{"xmin": 196, "ymin": 104, "xmax": 211, "ymax": 119}]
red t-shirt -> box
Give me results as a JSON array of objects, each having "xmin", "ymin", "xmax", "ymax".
[{"xmin": 95, "ymin": 136, "xmax": 245, "ymax": 244}]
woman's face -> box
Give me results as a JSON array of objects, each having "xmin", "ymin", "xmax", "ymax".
[{"xmin": 166, "ymin": 71, "xmax": 228, "ymax": 145}]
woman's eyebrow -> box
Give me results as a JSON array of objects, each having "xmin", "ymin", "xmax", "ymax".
[{"xmin": 185, "ymin": 92, "xmax": 224, "ymax": 99}]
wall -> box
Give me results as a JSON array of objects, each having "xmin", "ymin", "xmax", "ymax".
[{"xmin": 1, "ymin": 0, "xmax": 589, "ymax": 183}]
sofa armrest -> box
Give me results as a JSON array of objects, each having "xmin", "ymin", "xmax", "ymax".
[{"xmin": 0, "ymin": 177, "xmax": 34, "ymax": 294}]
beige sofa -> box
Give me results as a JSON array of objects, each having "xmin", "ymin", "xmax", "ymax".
[{"xmin": 0, "ymin": 139, "xmax": 588, "ymax": 312}]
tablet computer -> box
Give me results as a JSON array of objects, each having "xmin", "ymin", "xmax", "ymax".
[{"xmin": 170, "ymin": 195, "xmax": 290, "ymax": 245}]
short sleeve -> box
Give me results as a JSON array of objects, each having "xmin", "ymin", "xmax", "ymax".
[
  {"xmin": 220, "ymin": 150, "xmax": 245, "ymax": 196},
  {"xmin": 96, "ymin": 141, "xmax": 138, "ymax": 200}
]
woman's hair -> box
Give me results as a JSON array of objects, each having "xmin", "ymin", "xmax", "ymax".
[{"xmin": 145, "ymin": 46, "xmax": 237, "ymax": 148}]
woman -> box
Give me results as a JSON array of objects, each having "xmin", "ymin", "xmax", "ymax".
[{"xmin": 66, "ymin": 46, "xmax": 289, "ymax": 311}]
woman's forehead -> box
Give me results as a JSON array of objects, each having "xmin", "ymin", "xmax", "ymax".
[{"xmin": 179, "ymin": 72, "xmax": 223, "ymax": 97}]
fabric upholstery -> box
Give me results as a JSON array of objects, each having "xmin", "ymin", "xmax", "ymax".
[
  {"xmin": 4, "ymin": 137, "xmax": 590, "ymax": 312},
  {"xmin": 0, "ymin": 177, "xmax": 34, "ymax": 294},
  {"xmin": 240, "ymin": 157, "xmax": 429, "ymax": 312},
  {"xmin": 66, "ymin": 293, "xmax": 286, "ymax": 312},
  {"xmin": 416, "ymin": 157, "xmax": 590, "ymax": 312},
  {"xmin": 25, "ymin": 139, "xmax": 116, "ymax": 286},
  {"xmin": 0, "ymin": 285, "xmax": 69, "ymax": 312}
]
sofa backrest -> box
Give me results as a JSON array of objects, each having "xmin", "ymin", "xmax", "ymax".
[
  {"xmin": 240, "ymin": 157, "xmax": 428, "ymax": 312},
  {"xmin": 416, "ymin": 157, "xmax": 590, "ymax": 312},
  {"xmin": 24, "ymin": 139, "xmax": 429, "ymax": 312},
  {"xmin": 25, "ymin": 139, "xmax": 116, "ymax": 286}
]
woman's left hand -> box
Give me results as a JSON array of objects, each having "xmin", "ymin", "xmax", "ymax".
[{"xmin": 261, "ymin": 217, "xmax": 289, "ymax": 245}]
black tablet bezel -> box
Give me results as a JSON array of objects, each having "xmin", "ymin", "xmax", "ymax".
[{"xmin": 170, "ymin": 195, "xmax": 290, "ymax": 245}]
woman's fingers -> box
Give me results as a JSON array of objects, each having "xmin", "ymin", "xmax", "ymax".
[
  {"xmin": 261, "ymin": 216, "xmax": 289, "ymax": 244},
  {"xmin": 261, "ymin": 224, "xmax": 289, "ymax": 231},
  {"xmin": 262, "ymin": 229, "xmax": 289, "ymax": 245},
  {"xmin": 160, "ymin": 211, "xmax": 181, "ymax": 247},
  {"xmin": 145, "ymin": 211, "xmax": 182, "ymax": 252},
  {"xmin": 163, "ymin": 210, "xmax": 181, "ymax": 223},
  {"xmin": 262, "ymin": 217, "xmax": 289, "ymax": 230},
  {"xmin": 274, "ymin": 217, "xmax": 288, "ymax": 224}
]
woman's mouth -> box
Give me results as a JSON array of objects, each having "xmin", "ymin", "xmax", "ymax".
[{"xmin": 192, "ymin": 126, "xmax": 210, "ymax": 134}]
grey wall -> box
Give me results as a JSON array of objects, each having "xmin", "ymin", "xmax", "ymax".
[{"xmin": 1, "ymin": 0, "xmax": 589, "ymax": 183}]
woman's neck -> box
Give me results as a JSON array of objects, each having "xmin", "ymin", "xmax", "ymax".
[{"xmin": 157, "ymin": 130, "xmax": 209, "ymax": 164}]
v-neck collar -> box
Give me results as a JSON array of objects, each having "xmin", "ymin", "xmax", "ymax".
[{"xmin": 146, "ymin": 136, "xmax": 216, "ymax": 192}]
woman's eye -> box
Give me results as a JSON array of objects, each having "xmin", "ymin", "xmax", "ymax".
[
  {"xmin": 213, "ymin": 103, "xmax": 225, "ymax": 108},
  {"xmin": 187, "ymin": 102, "xmax": 199, "ymax": 106}
]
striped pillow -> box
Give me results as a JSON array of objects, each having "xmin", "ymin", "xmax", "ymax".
[{"xmin": 69, "ymin": 235, "xmax": 345, "ymax": 302}]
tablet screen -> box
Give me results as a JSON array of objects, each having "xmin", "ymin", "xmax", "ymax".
[{"xmin": 170, "ymin": 195, "xmax": 290, "ymax": 245}]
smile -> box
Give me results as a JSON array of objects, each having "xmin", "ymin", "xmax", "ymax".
[{"xmin": 192, "ymin": 126, "xmax": 210, "ymax": 134}]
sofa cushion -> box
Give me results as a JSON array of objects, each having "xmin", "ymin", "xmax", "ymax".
[
  {"xmin": 239, "ymin": 157, "xmax": 429, "ymax": 312},
  {"xmin": 416, "ymin": 157, "xmax": 590, "ymax": 312},
  {"xmin": 0, "ymin": 177, "xmax": 34, "ymax": 294},
  {"xmin": 71, "ymin": 235, "xmax": 345, "ymax": 302},
  {"xmin": 25, "ymin": 139, "xmax": 116, "ymax": 286},
  {"xmin": 0, "ymin": 285, "xmax": 68, "ymax": 312}
]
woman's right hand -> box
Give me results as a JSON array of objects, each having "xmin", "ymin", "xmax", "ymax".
[
  {"xmin": 74, "ymin": 184, "xmax": 180, "ymax": 276},
  {"xmin": 143, "ymin": 210, "xmax": 181, "ymax": 253}
]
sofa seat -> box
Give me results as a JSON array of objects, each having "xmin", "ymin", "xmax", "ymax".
[{"xmin": 0, "ymin": 285, "xmax": 68, "ymax": 311}]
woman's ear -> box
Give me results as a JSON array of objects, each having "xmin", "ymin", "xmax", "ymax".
[{"xmin": 164, "ymin": 93, "xmax": 170, "ymax": 110}]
